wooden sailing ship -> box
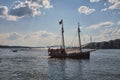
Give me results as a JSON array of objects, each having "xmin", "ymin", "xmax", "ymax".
[{"xmin": 48, "ymin": 19, "xmax": 91, "ymax": 59}]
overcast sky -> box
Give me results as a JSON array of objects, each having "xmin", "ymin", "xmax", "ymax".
[{"xmin": 0, "ymin": 0, "xmax": 120, "ymax": 47}]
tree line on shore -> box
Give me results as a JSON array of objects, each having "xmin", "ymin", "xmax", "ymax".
[{"xmin": 84, "ymin": 39, "xmax": 120, "ymax": 49}]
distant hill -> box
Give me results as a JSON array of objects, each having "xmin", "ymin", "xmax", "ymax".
[{"xmin": 84, "ymin": 39, "xmax": 120, "ymax": 49}]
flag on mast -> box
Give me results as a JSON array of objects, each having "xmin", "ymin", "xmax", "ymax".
[{"xmin": 59, "ymin": 19, "xmax": 63, "ymax": 25}]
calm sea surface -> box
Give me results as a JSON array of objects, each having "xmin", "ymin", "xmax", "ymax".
[{"xmin": 0, "ymin": 48, "xmax": 120, "ymax": 80}]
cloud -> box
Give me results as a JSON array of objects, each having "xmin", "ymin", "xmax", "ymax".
[
  {"xmin": 9, "ymin": 1, "xmax": 41, "ymax": 17},
  {"xmin": 0, "ymin": 33, "xmax": 8, "ymax": 40},
  {"xmin": 87, "ymin": 21, "xmax": 120, "ymax": 42},
  {"xmin": 0, "ymin": 32, "xmax": 22, "ymax": 45},
  {"xmin": 101, "ymin": 8, "xmax": 108, "ymax": 11},
  {"xmin": 117, "ymin": 21, "xmax": 120, "ymax": 25},
  {"xmin": 0, "ymin": 30, "xmax": 58, "ymax": 46},
  {"xmin": 0, "ymin": 0, "xmax": 52, "ymax": 21},
  {"xmin": 24, "ymin": 31, "xmax": 59, "ymax": 46},
  {"xmin": 108, "ymin": 2, "xmax": 120, "ymax": 10},
  {"xmin": 0, "ymin": 6, "xmax": 21, "ymax": 21},
  {"xmin": 90, "ymin": 0, "xmax": 100, "ymax": 3},
  {"xmin": 0, "ymin": 27, "xmax": 119, "ymax": 46},
  {"xmin": 78, "ymin": 6, "xmax": 95, "ymax": 15},
  {"xmin": 108, "ymin": 0, "xmax": 119, "ymax": 4},
  {"xmin": 87, "ymin": 21, "xmax": 114, "ymax": 29},
  {"xmin": 0, "ymin": 6, "xmax": 8, "ymax": 19},
  {"xmin": 31, "ymin": 31, "xmax": 56, "ymax": 38},
  {"xmin": 93, "ymin": 27, "xmax": 120, "ymax": 42},
  {"xmin": 101, "ymin": 0, "xmax": 120, "ymax": 11},
  {"xmin": 30, "ymin": 0, "xmax": 53, "ymax": 8},
  {"xmin": 104, "ymin": 3, "xmax": 107, "ymax": 6},
  {"xmin": 7, "ymin": 32, "xmax": 22, "ymax": 40},
  {"xmin": 0, "ymin": 6, "xmax": 8, "ymax": 16}
]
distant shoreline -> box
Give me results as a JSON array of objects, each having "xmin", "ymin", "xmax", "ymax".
[
  {"xmin": 84, "ymin": 39, "xmax": 120, "ymax": 49},
  {"xmin": 0, "ymin": 45, "xmax": 45, "ymax": 49}
]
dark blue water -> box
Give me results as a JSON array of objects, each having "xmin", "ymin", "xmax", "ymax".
[{"xmin": 0, "ymin": 48, "xmax": 120, "ymax": 80}]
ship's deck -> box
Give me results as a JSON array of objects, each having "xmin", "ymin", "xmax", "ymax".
[{"xmin": 48, "ymin": 48, "xmax": 95, "ymax": 59}]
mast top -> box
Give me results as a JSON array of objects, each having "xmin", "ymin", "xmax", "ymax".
[{"xmin": 78, "ymin": 22, "xmax": 80, "ymax": 32}]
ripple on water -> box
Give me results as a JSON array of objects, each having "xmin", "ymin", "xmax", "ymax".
[{"xmin": 0, "ymin": 49, "xmax": 120, "ymax": 80}]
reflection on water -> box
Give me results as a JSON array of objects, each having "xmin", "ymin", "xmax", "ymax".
[
  {"xmin": 48, "ymin": 59, "xmax": 66, "ymax": 80},
  {"xmin": 0, "ymin": 49, "xmax": 120, "ymax": 80}
]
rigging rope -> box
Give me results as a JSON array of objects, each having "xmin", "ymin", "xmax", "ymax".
[
  {"xmin": 50, "ymin": 31, "xmax": 61, "ymax": 47},
  {"xmin": 68, "ymin": 29, "xmax": 78, "ymax": 47}
]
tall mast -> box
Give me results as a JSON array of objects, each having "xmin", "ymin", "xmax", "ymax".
[
  {"xmin": 60, "ymin": 19, "xmax": 65, "ymax": 49},
  {"xmin": 78, "ymin": 22, "xmax": 82, "ymax": 52}
]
